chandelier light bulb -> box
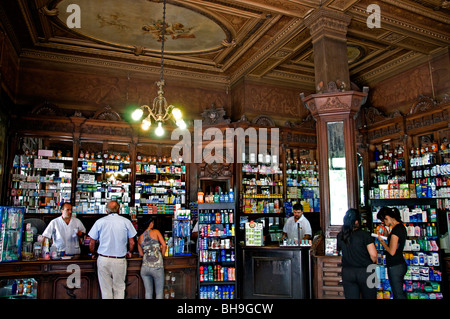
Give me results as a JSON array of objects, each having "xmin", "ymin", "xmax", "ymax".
[
  {"xmin": 141, "ymin": 118, "xmax": 151, "ymax": 131},
  {"xmin": 155, "ymin": 122, "xmax": 165, "ymax": 136},
  {"xmin": 172, "ymin": 108, "xmax": 182, "ymax": 121},
  {"xmin": 132, "ymin": 108, "xmax": 144, "ymax": 121},
  {"xmin": 176, "ymin": 119, "xmax": 187, "ymax": 130}
]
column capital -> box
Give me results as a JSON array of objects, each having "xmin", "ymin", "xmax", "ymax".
[
  {"xmin": 301, "ymin": 90, "xmax": 367, "ymax": 118},
  {"xmin": 304, "ymin": 7, "xmax": 352, "ymax": 40}
]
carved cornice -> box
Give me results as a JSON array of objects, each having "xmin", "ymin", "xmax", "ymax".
[
  {"xmin": 303, "ymin": 7, "xmax": 352, "ymax": 39},
  {"xmin": 301, "ymin": 90, "xmax": 367, "ymax": 118},
  {"xmin": 363, "ymin": 94, "xmax": 449, "ymax": 143}
]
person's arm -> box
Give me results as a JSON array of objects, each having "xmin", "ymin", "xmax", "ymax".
[
  {"xmin": 89, "ymin": 238, "xmax": 97, "ymax": 258},
  {"xmin": 379, "ymin": 234, "xmax": 399, "ymax": 256},
  {"xmin": 127, "ymin": 237, "xmax": 135, "ymax": 257},
  {"xmin": 367, "ymin": 243, "xmax": 378, "ymax": 263},
  {"xmin": 303, "ymin": 220, "xmax": 312, "ymax": 240},
  {"xmin": 156, "ymin": 230, "xmax": 167, "ymax": 255},
  {"xmin": 137, "ymin": 235, "xmax": 144, "ymax": 257},
  {"xmin": 77, "ymin": 220, "xmax": 86, "ymax": 237}
]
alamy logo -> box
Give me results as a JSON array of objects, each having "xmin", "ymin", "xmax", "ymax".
[
  {"xmin": 171, "ymin": 120, "xmax": 279, "ymax": 164},
  {"xmin": 366, "ymin": 4, "xmax": 381, "ymax": 29},
  {"xmin": 66, "ymin": 264, "xmax": 81, "ymax": 289},
  {"xmin": 366, "ymin": 264, "xmax": 380, "ymax": 289},
  {"xmin": 66, "ymin": 4, "xmax": 81, "ymax": 28}
]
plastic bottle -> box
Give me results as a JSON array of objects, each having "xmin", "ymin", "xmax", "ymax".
[
  {"xmin": 228, "ymin": 189, "xmax": 234, "ymax": 202},
  {"xmin": 214, "ymin": 193, "xmax": 219, "ymax": 203},
  {"xmin": 26, "ymin": 280, "xmax": 32, "ymax": 294},
  {"xmin": 197, "ymin": 190, "xmax": 204, "ymax": 203},
  {"xmin": 168, "ymin": 237, "xmax": 173, "ymax": 256},
  {"xmin": 11, "ymin": 280, "xmax": 17, "ymax": 295},
  {"xmin": 17, "ymin": 280, "xmax": 24, "ymax": 295},
  {"xmin": 431, "ymin": 223, "xmax": 437, "ymax": 236},
  {"xmin": 199, "ymin": 266, "xmax": 204, "ymax": 281},
  {"xmin": 208, "ymin": 265, "xmax": 213, "ymax": 281},
  {"xmin": 169, "ymin": 285, "xmax": 175, "ymax": 299}
]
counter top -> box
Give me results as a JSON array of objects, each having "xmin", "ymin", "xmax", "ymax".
[{"xmin": 240, "ymin": 244, "xmax": 311, "ymax": 249}]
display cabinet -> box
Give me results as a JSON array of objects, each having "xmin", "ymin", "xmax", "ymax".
[
  {"xmin": 197, "ymin": 202, "xmax": 236, "ymax": 299},
  {"xmin": 75, "ymin": 141, "xmax": 132, "ymax": 214},
  {"xmin": 9, "ymin": 138, "xmax": 73, "ymax": 214},
  {"xmin": 172, "ymin": 209, "xmax": 191, "ymax": 256},
  {"xmin": 0, "ymin": 278, "xmax": 38, "ymax": 299},
  {"xmin": 134, "ymin": 144, "xmax": 187, "ymax": 217},
  {"xmin": 0, "ymin": 206, "xmax": 25, "ymax": 262},
  {"xmin": 284, "ymin": 147, "xmax": 320, "ymax": 215}
]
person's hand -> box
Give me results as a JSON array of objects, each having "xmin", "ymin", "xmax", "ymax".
[
  {"xmin": 126, "ymin": 251, "xmax": 132, "ymax": 258},
  {"xmin": 377, "ymin": 234, "xmax": 385, "ymax": 245}
]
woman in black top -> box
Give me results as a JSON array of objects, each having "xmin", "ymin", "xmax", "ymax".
[
  {"xmin": 337, "ymin": 209, "xmax": 378, "ymax": 299},
  {"xmin": 377, "ymin": 207, "xmax": 407, "ymax": 299}
]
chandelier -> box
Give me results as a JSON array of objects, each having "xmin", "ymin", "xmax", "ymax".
[{"xmin": 131, "ymin": 0, "xmax": 186, "ymax": 136}]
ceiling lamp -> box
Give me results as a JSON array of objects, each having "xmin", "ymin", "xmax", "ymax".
[{"xmin": 131, "ymin": 0, "xmax": 186, "ymax": 136}]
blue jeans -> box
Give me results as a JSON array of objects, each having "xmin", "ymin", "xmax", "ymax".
[
  {"xmin": 388, "ymin": 263, "xmax": 407, "ymax": 299},
  {"xmin": 140, "ymin": 266, "xmax": 164, "ymax": 299}
]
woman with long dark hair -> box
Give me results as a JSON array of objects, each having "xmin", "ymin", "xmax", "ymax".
[
  {"xmin": 377, "ymin": 206, "xmax": 407, "ymax": 299},
  {"xmin": 337, "ymin": 208, "xmax": 378, "ymax": 299},
  {"xmin": 137, "ymin": 216, "xmax": 166, "ymax": 299}
]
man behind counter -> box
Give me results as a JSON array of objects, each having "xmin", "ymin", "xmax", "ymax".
[
  {"xmin": 42, "ymin": 202, "xmax": 86, "ymax": 255},
  {"xmin": 281, "ymin": 203, "xmax": 312, "ymax": 243}
]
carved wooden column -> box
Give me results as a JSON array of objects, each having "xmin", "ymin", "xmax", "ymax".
[{"xmin": 302, "ymin": 8, "xmax": 368, "ymax": 238}]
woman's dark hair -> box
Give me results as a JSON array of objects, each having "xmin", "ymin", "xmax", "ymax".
[
  {"xmin": 340, "ymin": 208, "xmax": 361, "ymax": 244},
  {"xmin": 377, "ymin": 206, "xmax": 402, "ymax": 223}
]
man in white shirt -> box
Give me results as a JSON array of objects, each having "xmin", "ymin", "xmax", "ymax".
[
  {"xmin": 282, "ymin": 203, "xmax": 312, "ymax": 243},
  {"xmin": 88, "ymin": 200, "xmax": 137, "ymax": 299},
  {"xmin": 42, "ymin": 202, "xmax": 86, "ymax": 255}
]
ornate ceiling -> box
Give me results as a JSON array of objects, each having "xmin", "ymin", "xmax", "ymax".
[{"xmin": 0, "ymin": 0, "xmax": 449, "ymax": 91}]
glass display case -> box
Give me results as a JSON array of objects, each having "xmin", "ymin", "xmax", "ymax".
[
  {"xmin": 9, "ymin": 138, "xmax": 73, "ymax": 214},
  {"xmin": 0, "ymin": 206, "xmax": 25, "ymax": 262},
  {"xmin": 0, "ymin": 278, "xmax": 38, "ymax": 299},
  {"xmin": 75, "ymin": 141, "xmax": 132, "ymax": 214}
]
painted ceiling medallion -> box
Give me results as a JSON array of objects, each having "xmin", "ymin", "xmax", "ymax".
[{"xmin": 56, "ymin": 0, "xmax": 229, "ymax": 54}]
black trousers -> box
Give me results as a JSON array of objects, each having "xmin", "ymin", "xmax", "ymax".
[{"xmin": 342, "ymin": 266, "xmax": 377, "ymax": 299}]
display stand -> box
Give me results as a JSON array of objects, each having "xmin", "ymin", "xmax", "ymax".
[{"xmin": 197, "ymin": 202, "xmax": 236, "ymax": 299}]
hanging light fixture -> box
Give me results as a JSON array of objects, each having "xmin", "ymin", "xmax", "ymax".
[{"xmin": 131, "ymin": 0, "xmax": 186, "ymax": 136}]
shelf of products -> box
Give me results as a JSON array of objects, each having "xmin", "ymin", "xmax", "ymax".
[
  {"xmin": 284, "ymin": 147, "xmax": 319, "ymax": 215},
  {"xmin": 369, "ymin": 142, "xmax": 408, "ymax": 201},
  {"xmin": 240, "ymin": 152, "xmax": 283, "ymax": 215},
  {"xmin": 172, "ymin": 209, "xmax": 191, "ymax": 256},
  {"xmin": 371, "ymin": 202, "xmax": 444, "ymax": 299},
  {"xmin": 75, "ymin": 149, "xmax": 132, "ymax": 214},
  {"xmin": 0, "ymin": 278, "xmax": 37, "ymax": 299},
  {"xmin": 10, "ymin": 152, "xmax": 72, "ymax": 213},
  {"xmin": 135, "ymin": 154, "xmax": 186, "ymax": 215},
  {"xmin": 197, "ymin": 202, "xmax": 236, "ymax": 299}
]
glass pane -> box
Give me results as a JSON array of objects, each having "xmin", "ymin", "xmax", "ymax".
[{"xmin": 327, "ymin": 122, "xmax": 347, "ymax": 225}]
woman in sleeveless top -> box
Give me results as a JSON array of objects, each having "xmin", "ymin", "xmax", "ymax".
[{"xmin": 138, "ymin": 217, "xmax": 167, "ymax": 299}]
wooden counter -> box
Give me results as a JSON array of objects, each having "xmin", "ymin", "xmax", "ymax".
[
  {"xmin": 312, "ymin": 255, "xmax": 344, "ymax": 299},
  {"xmin": 0, "ymin": 255, "xmax": 197, "ymax": 299}
]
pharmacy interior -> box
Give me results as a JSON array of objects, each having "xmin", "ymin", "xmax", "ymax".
[{"xmin": 1, "ymin": 1, "xmax": 450, "ymax": 300}]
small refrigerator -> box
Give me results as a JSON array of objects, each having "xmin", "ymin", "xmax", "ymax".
[{"xmin": 0, "ymin": 206, "xmax": 25, "ymax": 262}]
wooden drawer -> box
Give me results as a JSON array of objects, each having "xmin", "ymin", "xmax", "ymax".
[{"xmin": 313, "ymin": 255, "xmax": 344, "ymax": 299}]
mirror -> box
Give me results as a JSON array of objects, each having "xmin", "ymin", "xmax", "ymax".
[{"xmin": 327, "ymin": 121, "xmax": 348, "ymax": 225}]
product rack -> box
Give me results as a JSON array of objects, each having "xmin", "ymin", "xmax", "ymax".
[{"xmin": 197, "ymin": 202, "xmax": 237, "ymax": 299}]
